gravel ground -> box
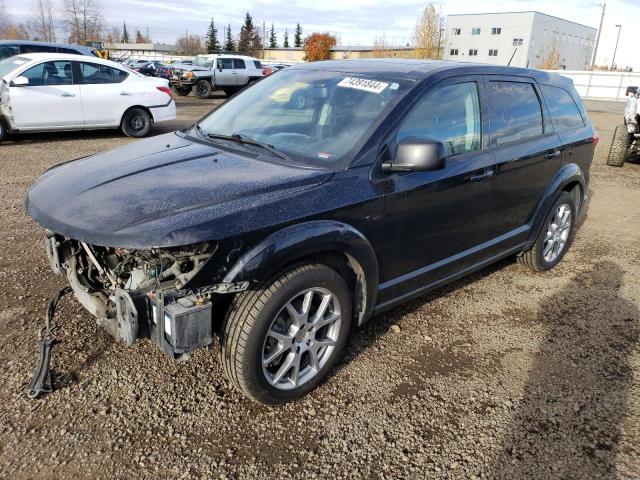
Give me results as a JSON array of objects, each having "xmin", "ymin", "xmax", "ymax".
[{"xmin": 0, "ymin": 95, "xmax": 638, "ymax": 480}]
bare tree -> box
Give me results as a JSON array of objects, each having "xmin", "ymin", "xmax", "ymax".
[
  {"xmin": 538, "ymin": 39, "xmax": 562, "ymax": 70},
  {"xmin": 176, "ymin": 34, "xmax": 203, "ymax": 56},
  {"xmin": 63, "ymin": 0, "xmax": 104, "ymax": 43},
  {"xmin": 372, "ymin": 34, "xmax": 391, "ymax": 58},
  {"xmin": 413, "ymin": 3, "xmax": 444, "ymax": 59},
  {"xmin": 0, "ymin": 0, "xmax": 30, "ymax": 39},
  {"xmin": 30, "ymin": 0, "xmax": 56, "ymax": 41},
  {"xmin": 104, "ymin": 25, "xmax": 120, "ymax": 43}
]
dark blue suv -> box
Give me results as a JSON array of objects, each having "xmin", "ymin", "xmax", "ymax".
[
  {"xmin": 26, "ymin": 59, "xmax": 596, "ymax": 404},
  {"xmin": 0, "ymin": 40, "xmax": 99, "ymax": 61}
]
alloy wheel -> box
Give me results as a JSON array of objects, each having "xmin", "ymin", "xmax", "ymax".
[
  {"xmin": 262, "ymin": 287, "xmax": 342, "ymax": 390},
  {"xmin": 130, "ymin": 115, "xmax": 145, "ymax": 131},
  {"xmin": 543, "ymin": 203, "xmax": 572, "ymax": 263}
]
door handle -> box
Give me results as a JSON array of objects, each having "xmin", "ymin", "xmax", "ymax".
[
  {"xmin": 61, "ymin": 92, "xmax": 75, "ymax": 97},
  {"xmin": 544, "ymin": 150, "xmax": 561, "ymax": 159},
  {"xmin": 468, "ymin": 169, "xmax": 495, "ymax": 182},
  {"xmin": 120, "ymin": 92, "xmax": 132, "ymax": 96}
]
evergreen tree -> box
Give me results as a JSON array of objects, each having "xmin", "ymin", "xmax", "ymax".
[
  {"xmin": 283, "ymin": 28, "xmax": 289, "ymax": 48},
  {"xmin": 224, "ymin": 24, "xmax": 235, "ymax": 51},
  {"xmin": 237, "ymin": 12, "xmax": 254, "ymax": 54},
  {"xmin": 294, "ymin": 22, "xmax": 302, "ymax": 47},
  {"xmin": 206, "ymin": 18, "xmax": 220, "ymax": 53},
  {"xmin": 121, "ymin": 21, "xmax": 129, "ymax": 43},
  {"xmin": 269, "ymin": 23, "xmax": 277, "ymax": 48}
]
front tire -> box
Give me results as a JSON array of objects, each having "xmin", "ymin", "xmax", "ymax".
[
  {"xmin": 195, "ymin": 79, "xmax": 213, "ymax": 98},
  {"xmin": 173, "ymin": 85, "xmax": 191, "ymax": 96},
  {"xmin": 121, "ymin": 107, "xmax": 152, "ymax": 138},
  {"xmin": 0, "ymin": 118, "xmax": 6, "ymax": 144},
  {"xmin": 221, "ymin": 264, "xmax": 352, "ymax": 405},
  {"xmin": 607, "ymin": 124, "xmax": 630, "ymax": 167},
  {"xmin": 518, "ymin": 191, "xmax": 576, "ymax": 271}
]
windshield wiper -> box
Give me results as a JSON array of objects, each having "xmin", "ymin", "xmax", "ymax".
[{"xmin": 203, "ymin": 131, "xmax": 292, "ymax": 163}]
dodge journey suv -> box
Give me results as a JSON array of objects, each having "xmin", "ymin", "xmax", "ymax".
[{"xmin": 26, "ymin": 59, "xmax": 596, "ymax": 404}]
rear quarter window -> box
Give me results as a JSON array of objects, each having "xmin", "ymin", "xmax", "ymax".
[
  {"xmin": 233, "ymin": 59, "xmax": 246, "ymax": 69},
  {"xmin": 253, "ymin": 60, "xmax": 262, "ymax": 69},
  {"xmin": 540, "ymin": 84, "xmax": 585, "ymax": 131},
  {"xmin": 487, "ymin": 81, "xmax": 543, "ymax": 146}
]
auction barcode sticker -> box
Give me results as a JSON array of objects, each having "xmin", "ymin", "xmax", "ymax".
[{"xmin": 337, "ymin": 77, "xmax": 389, "ymax": 94}]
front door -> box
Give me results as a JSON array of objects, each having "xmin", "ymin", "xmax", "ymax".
[
  {"xmin": 483, "ymin": 77, "xmax": 562, "ymax": 247},
  {"xmin": 377, "ymin": 77, "xmax": 495, "ymax": 303},
  {"xmin": 215, "ymin": 58, "xmax": 236, "ymax": 86},
  {"xmin": 11, "ymin": 60, "xmax": 83, "ymax": 129}
]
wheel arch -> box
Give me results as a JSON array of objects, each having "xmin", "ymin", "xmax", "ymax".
[
  {"xmin": 223, "ymin": 220, "xmax": 379, "ymax": 326},
  {"xmin": 525, "ymin": 163, "xmax": 586, "ymax": 249},
  {"xmin": 121, "ymin": 105, "xmax": 153, "ymax": 125}
]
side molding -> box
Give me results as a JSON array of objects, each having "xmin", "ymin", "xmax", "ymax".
[{"xmin": 223, "ymin": 220, "xmax": 379, "ymax": 325}]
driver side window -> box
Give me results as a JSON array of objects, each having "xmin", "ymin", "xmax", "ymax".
[
  {"xmin": 22, "ymin": 61, "xmax": 74, "ymax": 86},
  {"xmin": 398, "ymin": 82, "xmax": 481, "ymax": 156},
  {"xmin": 217, "ymin": 58, "xmax": 233, "ymax": 70}
]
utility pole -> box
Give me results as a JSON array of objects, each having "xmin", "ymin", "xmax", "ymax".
[
  {"xmin": 611, "ymin": 24, "xmax": 621, "ymax": 69},
  {"xmin": 262, "ymin": 21, "xmax": 266, "ymax": 59},
  {"xmin": 590, "ymin": 2, "xmax": 605, "ymax": 69}
]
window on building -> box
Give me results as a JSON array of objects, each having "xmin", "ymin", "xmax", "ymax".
[
  {"xmin": 512, "ymin": 38, "xmax": 523, "ymax": 46},
  {"xmin": 540, "ymin": 85, "xmax": 585, "ymax": 131},
  {"xmin": 491, "ymin": 27, "xmax": 502, "ymax": 35},
  {"xmin": 398, "ymin": 82, "xmax": 481, "ymax": 156},
  {"xmin": 468, "ymin": 49, "xmax": 478, "ymax": 56},
  {"xmin": 488, "ymin": 49, "xmax": 498, "ymax": 56},
  {"xmin": 487, "ymin": 81, "xmax": 543, "ymax": 146},
  {"xmin": 449, "ymin": 48, "xmax": 459, "ymax": 56},
  {"xmin": 453, "ymin": 28, "xmax": 461, "ymax": 35},
  {"xmin": 471, "ymin": 27, "xmax": 481, "ymax": 35}
]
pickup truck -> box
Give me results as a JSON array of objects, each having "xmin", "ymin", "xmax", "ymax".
[{"xmin": 169, "ymin": 54, "xmax": 266, "ymax": 98}]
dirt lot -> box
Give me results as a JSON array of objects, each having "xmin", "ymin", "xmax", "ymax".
[{"xmin": 0, "ymin": 95, "xmax": 638, "ymax": 480}]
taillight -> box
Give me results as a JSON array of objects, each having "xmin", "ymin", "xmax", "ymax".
[
  {"xmin": 262, "ymin": 66, "xmax": 272, "ymax": 76},
  {"xmin": 157, "ymin": 86, "xmax": 173, "ymax": 97},
  {"xmin": 592, "ymin": 130, "xmax": 600, "ymax": 147}
]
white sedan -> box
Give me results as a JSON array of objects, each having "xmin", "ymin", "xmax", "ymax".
[{"xmin": 0, "ymin": 53, "xmax": 176, "ymax": 142}]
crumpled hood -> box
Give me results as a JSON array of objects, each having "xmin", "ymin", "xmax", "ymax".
[{"xmin": 26, "ymin": 132, "xmax": 332, "ymax": 248}]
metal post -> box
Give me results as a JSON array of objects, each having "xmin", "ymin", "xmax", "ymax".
[
  {"xmin": 611, "ymin": 24, "xmax": 621, "ymax": 70},
  {"xmin": 590, "ymin": 2, "xmax": 605, "ymax": 69}
]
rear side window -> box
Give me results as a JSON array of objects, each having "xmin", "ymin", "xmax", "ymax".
[
  {"xmin": 540, "ymin": 85, "xmax": 584, "ymax": 131},
  {"xmin": 487, "ymin": 81, "xmax": 543, "ymax": 146},
  {"xmin": 253, "ymin": 60, "xmax": 262, "ymax": 69},
  {"xmin": 233, "ymin": 59, "xmax": 246, "ymax": 69},
  {"xmin": 398, "ymin": 82, "xmax": 482, "ymax": 156},
  {"xmin": 22, "ymin": 60, "xmax": 74, "ymax": 86},
  {"xmin": 0, "ymin": 45, "xmax": 19, "ymax": 61},
  {"xmin": 78, "ymin": 62, "xmax": 128, "ymax": 84},
  {"xmin": 20, "ymin": 44, "xmax": 56, "ymax": 54}
]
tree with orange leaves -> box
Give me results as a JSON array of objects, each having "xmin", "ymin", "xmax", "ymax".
[{"xmin": 303, "ymin": 32, "xmax": 337, "ymax": 62}]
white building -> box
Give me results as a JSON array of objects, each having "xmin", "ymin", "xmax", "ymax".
[{"xmin": 443, "ymin": 11, "xmax": 596, "ymax": 70}]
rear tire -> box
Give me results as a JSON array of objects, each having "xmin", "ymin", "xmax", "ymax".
[
  {"xmin": 220, "ymin": 264, "xmax": 352, "ymax": 405},
  {"xmin": 518, "ymin": 191, "xmax": 576, "ymax": 272},
  {"xmin": 607, "ymin": 124, "xmax": 630, "ymax": 167},
  {"xmin": 121, "ymin": 107, "xmax": 152, "ymax": 138},
  {"xmin": 173, "ymin": 85, "xmax": 191, "ymax": 96},
  {"xmin": 0, "ymin": 118, "xmax": 6, "ymax": 144},
  {"xmin": 195, "ymin": 79, "xmax": 213, "ymax": 98}
]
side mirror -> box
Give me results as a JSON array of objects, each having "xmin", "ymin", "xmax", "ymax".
[
  {"xmin": 382, "ymin": 137, "xmax": 447, "ymax": 173},
  {"xmin": 10, "ymin": 76, "xmax": 29, "ymax": 87}
]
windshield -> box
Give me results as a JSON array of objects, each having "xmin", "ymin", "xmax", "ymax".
[
  {"xmin": 0, "ymin": 56, "xmax": 29, "ymax": 78},
  {"xmin": 197, "ymin": 69, "xmax": 410, "ymax": 166},
  {"xmin": 194, "ymin": 57, "xmax": 214, "ymax": 68}
]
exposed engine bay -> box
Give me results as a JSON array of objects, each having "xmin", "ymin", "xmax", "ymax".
[{"xmin": 44, "ymin": 230, "xmax": 247, "ymax": 358}]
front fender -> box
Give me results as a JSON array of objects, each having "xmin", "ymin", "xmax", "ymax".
[
  {"xmin": 526, "ymin": 162, "xmax": 586, "ymax": 247},
  {"xmin": 223, "ymin": 220, "xmax": 379, "ymax": 323}
]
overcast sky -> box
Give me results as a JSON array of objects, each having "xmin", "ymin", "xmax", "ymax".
[{"xmin": 8, "ymin": 0, "xmax": 640, "ymax": 70}]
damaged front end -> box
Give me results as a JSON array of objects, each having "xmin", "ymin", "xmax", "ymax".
[{"xmin": 44, "ymin": 230, "xmax": 246, "ymax": 358}]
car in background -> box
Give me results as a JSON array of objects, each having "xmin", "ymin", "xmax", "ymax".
[
  {"xmin": 170, "ymin": 54, "xmax": 265, "ymax": 98},
  {"xmin": 132, "ymin": 60, "xmax": 172, "ymax": 78},
  {"xmin": 0, "ymin": 40, "xmax": 99, "ymax": 61},
  {"xmin": 0, "ymin": 53, "xmax": 176, "ymax": 142},
  {"xmin": 625, "ymin": 86, "xmax": 638, "ymax": 96}
]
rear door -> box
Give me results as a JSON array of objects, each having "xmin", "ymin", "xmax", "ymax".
[
  {"xmin": 10, "ymin": 59, "xmax": 83, "ymax": 128},
  {"xmin": 76, "ymin": 61, "xmax": 131, "ymax": 126},
  {"xmin": 483, "ymin": 76, "xmax": 562, "ymax": 246},
  {"xmin": 215, "ymin": 58, "xmax": 235, "ymax": 86}
]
